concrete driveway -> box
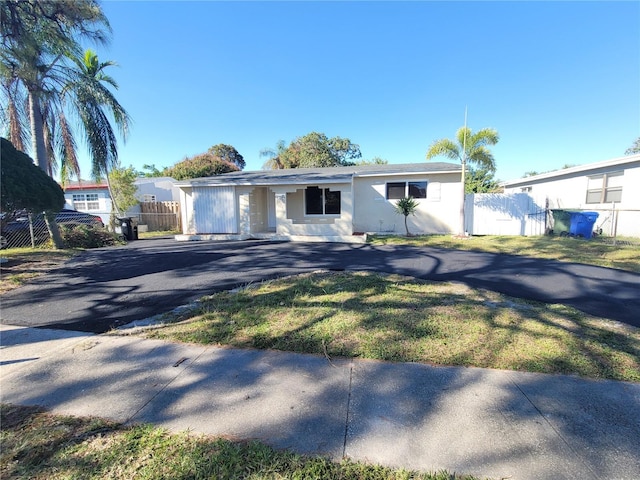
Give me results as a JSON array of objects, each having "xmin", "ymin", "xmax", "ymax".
[{"xmin": 1, "ymin": 238, "xmax": 639, "ymax": 333}]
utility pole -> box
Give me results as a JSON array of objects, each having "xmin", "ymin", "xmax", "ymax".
[{"xmin": 460, "ymin": 107, "xmax": 468, "ymax": 236}]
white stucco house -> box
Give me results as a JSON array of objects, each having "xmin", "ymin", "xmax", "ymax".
[
  {"xmin": 64, "ymin": 177, "xmax": 180, "ymax": 226},
  {"xmin": 174, "ymin": 162, "xmax": 462, "ymax": 243},
  {"xmin": 501, "ymin": 154, "xmax": 640, "ymax": 237}
]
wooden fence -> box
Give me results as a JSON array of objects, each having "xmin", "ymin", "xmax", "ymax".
[{"xmin": 139, "ymin": 201, "xmax": 181, "ymax": 231}]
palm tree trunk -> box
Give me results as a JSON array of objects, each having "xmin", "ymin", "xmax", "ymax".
[
  {"xmin": 27, "ymin": 89, "xmax": 49, "ymax": 172},
  {"xmin": 44, "ymin": 211, "xmax": 65, "ymax": 249}
]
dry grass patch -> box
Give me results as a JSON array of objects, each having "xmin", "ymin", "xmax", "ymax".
[
  {"xmin": 0, "ymin": 249, "xmax": 78, "ymax": 294},
  {"xmin": 140, "ymin": 271, "xmax": 640, "ymax": 382}
]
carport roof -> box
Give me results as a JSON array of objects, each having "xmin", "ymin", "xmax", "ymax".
[{"xmin": 174, "ymin": 162, "xmax": 461, "ymax": 187}]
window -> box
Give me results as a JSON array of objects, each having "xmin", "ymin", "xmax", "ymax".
[
  {"xmin": 72, "ymin": 193, "xmax": 99, "ymax": 210},
  {"xmin": 586, "ymin": 171, "xmax": 623, "ymax": 204},
  {"xmin": 386, "ymin": 181, "xmax": 427, "ymax": 200},
  {"xmin": 305, "ymin": 186, "xmax": 341, "ymax": 215},
  {"xmin": 86, "ymin": 193, "xmax": 99, "ymax": 210},
  {"xmin": 142, "ymin": 194, "xmax": 157, "ymax": 202},
  {"xmin": 72, "ymin": 194, "xmax": 86, "ymax": 210}
]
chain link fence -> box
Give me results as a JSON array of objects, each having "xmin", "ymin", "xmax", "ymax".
[{"xmin": 0, "ymin": 210, "xmax": 105, "ymax": 250}]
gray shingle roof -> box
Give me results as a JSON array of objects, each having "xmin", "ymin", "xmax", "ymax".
[{"xmin": 175, "ymin": 162, "xmax": 461, "ymax": 187}]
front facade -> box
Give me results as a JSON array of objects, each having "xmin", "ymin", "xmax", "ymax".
[
  {"xmin": 502, "ymin": 154, "xmax": 640, "ymax": 237},
  {"xmin": 63, "ymin": 182, "xmax": 112, "ymax": 225},
  {"xmin": 175, "ymin": 163, "xmax": 462, "ymax": 242}
]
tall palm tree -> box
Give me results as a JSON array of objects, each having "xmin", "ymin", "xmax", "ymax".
[
  {"xmin": 62, "ymin": 49, "xmax": 131, "ymax": 216},
  {"xmin": 426, "ymin": 126, "xmax": 499, "ymax": 235}
]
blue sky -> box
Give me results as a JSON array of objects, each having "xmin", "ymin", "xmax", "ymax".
[{"xmin": 86, "ymin": 0, "xmax": 640, "ymax": 182}]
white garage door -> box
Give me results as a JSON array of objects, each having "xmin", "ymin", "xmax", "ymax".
[{"xmin": 193, "ymin": 186, "xmax": 237, "ymax": 234}]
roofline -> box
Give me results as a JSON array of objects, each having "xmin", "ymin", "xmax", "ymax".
[
  {"xmin": 64, "ymin": 184, "xmax": 109, "ymax": 191},
  {"xmin": 174, "ymin": 166, "xmax": 462, "ymax": 188},
  {"xmin": 353, "ymin": 169, "xmax": 461, "ymax": 178},
  {"xmin": 501, "ymin": 154, "xmax": 640, "ymax": 187}
]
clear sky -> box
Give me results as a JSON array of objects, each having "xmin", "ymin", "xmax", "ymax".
[{"xmin": 83, "ymin": 0, "xmax": 640, "ymax": 182}]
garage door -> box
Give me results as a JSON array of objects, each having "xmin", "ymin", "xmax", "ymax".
[{"xmin": 193, "ymin": 186, "xmax": 237, "ymax": 233}]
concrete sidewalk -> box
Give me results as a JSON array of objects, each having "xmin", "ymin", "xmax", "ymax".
[{"xmin": 1, "ymin": 324, "xmax": 639, "ymax": 480}]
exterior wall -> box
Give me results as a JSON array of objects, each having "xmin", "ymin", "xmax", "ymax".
[
  {"xmin": 279, "ymin": 183, "xmax": 353, "ymax": 236},
  {"xmin": 134, "ymin": 177, "xmax": 180, "ymax": 202},
  {"xmin": 503, "ymin": 161, "xmax": 640, "ymax": 237},
  {"xmin": 63, "ymin": 188, "xmax": 111, "ymax": 225},
  {"xmin": 352, "ymin": 172, "xmax": 461, "ymax": 234}
]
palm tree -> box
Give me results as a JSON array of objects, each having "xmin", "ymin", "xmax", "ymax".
[
  {"xmin": 0, "ymin": 0, "xmax": 110, "ymax": 173},
  {"xmin": 426, "ymin": 126, "xmax": 499, "ymax": 235},
  {"xmin": 260, "ymin": 140, "xmax": 287, "ymax": 169},
  {"xmin": 394, "ymin": 196, "xmax": 419, "ymax": 236},
  {"xmin": 62, "ymin": 49, "xmax": 131, "ymax": 218}
]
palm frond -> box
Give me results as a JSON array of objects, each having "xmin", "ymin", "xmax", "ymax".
[{"xmin": 426, "ymin": 138, "xmax": 461, "ymax": 161}]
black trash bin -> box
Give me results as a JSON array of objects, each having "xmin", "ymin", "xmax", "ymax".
[{"xmin": 118, "ymin": 217, "xmax": 136, "ymax": 241}]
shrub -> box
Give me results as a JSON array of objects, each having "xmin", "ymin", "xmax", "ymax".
[{"xmin": 60, "ymin": 225, "xmax": 123, "ymax": 249}]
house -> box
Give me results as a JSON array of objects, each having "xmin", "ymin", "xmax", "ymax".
[
  {"xmin": 63, "ymin": 177, "xmax": 180, "ymax": 228},
  {"xmin": 501, "ymin": 154, "xmax": 640, "ymax": 237},
  {"xmin": 174, "ymin": 162, "xmax": 462, "ymax": 243},
  {"xmin": 63, "ymin": 181, "xmax": 112, "ymax": 225}
]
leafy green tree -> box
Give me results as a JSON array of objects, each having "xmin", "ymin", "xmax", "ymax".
[
  {"xmin": 625, "ymin": 137, "xmax": 640, "ymax": 155},
  {"xmin": 136, "ymin": 164, "xmax": 165, "ymax": 177},
  {"xmin": 0, "ymin": 137, "xmax": 64, "ymax": 212},
  {"xmin": 1, "ymin": 137, "xmax": 65, "ymax": 247},
  {"xmin": 208, "ymin": 144, "xmax": 245, "ymax": 170},
  {"xmin": 165, "ymin": 152, "xmax": 239, "ymax": 180},
  {"xmin": 0, "ymin": 0, "xmax": 110, "ymax": 173},
  {"xmin": 394, "ymin": 196, "xmax": 419, "ymax": 237},
  {"xmin": 266, "ymin": 132, "xmax": 362, "ymax": 169},
  {"xmin": 466, "ymin": 167, "xmax": 501, "ymax": 193},
  {"xmin": 426, "ymin": 126, "xmax": 499, "ymax": 235},
  {"xmin": 108, "ymin": 166, "xmax": 139, "ymax": 214}
]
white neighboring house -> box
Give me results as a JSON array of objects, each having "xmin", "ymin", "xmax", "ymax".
[
  {"xmin": 174, "ymin": 162, "xmax": 462, "ymax": 243},
  {"xmin": 501, "ymin": 154, "xmax": 640, "ymax": 237},
  {"xmin": 63, "ymin": 181, "xmax": 112, "ymax": 225},
  {"xmin": 63, "ymin": 177, "xmax": 180, "ymax": 226}
]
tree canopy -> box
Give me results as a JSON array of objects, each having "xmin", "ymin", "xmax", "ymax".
[
  {"xmin": 465, "ymin": 167, "xmax": 501, "ymax": 193},
  {"xmin": 208, "ymin": 144, "xmax": 245, "ymax": 170},
  {"xmin": 108, "ymin": 166, "xmax": 138, "ymax": 213},
  {"xmin": 0, "ymin": 137, "xmax": 64, "ymax": 213},
  {"xmin": 262, "ymin": 132, "xmax": 361, "ymax": 169},
  {"xmin": 1, "ymin": 0, "xmax": 112, "ymax": 174},
  {"xmin": 165, "ymin": 152, "xmax": 239, "ymax": 180},
  {"xmin": 626, "ymin": 137, "xmax": 640, "ymax": 155}
]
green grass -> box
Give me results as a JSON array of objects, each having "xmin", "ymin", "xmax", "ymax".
[
  {"xmin": 369, "ymin": 234, "xmax": 640, "ymax": 273},
  {"xmin": 138, "ymin": 229, "xmax": 180, "ymax": 239},
  {"xmin": 140, "ymin": 271, "xmax": 640, "ymax": 383},
  {"xmin": 0, "ymin": 404, "xmax": 480, "ymax": 480}
]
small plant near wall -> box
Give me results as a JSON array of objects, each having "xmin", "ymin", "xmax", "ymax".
[{"xmin": 394, "ymin": 196, "xmax": 419, "ymax": 236}]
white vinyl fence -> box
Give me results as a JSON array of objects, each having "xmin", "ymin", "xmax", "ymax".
[{"xmin": 465, "ymin": 193, "xmax": 547, "ymax": 236}]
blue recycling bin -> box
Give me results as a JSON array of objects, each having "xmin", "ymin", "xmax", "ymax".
[{"xmin": 569, "ymin": 211, "xmax": 599, "ymax": 239}]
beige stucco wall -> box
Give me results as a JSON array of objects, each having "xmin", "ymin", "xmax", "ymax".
[
  {"xmin": 277, "ymin": 183, "xmax": 353, "ymax": 236},
  {"xmin": 352, "ymin": 172, "xmax": 461, "ymax": 234}
]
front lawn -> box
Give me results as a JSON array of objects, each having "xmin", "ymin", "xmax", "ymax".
[{"xmin": 138, "ymin": 271, "xmax": 640, "ymax": 383}]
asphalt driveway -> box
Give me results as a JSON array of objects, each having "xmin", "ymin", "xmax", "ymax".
[{"xmin": 1, "ymin": 238, "xmax": 639, "ymax": 333}]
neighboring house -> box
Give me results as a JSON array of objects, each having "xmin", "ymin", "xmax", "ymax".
[
  {"xmin": 64, "ymin": 177, "xmax": 180, "ymax": 227},
  {"xmin": 501, "ymin": 154, "xmax": 640, "ymax": 237},
  {"xmin": 133, "ymin": 177, "xmax": 181, "ymax": 203},
  {"xmin": 63, "ymin": 181, "xmax": 112, "ymax": 225},
  {"xmin": 174, "ymin": 162, "xmax": 462, "ymax": 243}
]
